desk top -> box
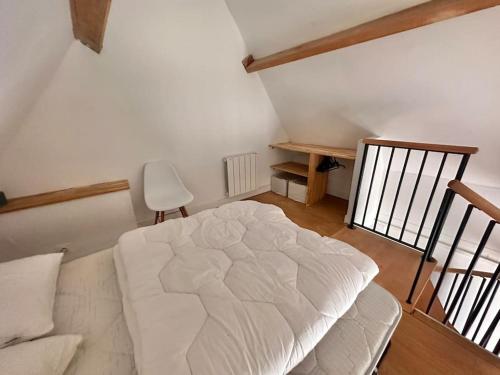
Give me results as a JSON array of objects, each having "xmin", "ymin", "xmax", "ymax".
[{"xmin": 270, "ymin": 142, "xmax": 357, "ymax": 160}]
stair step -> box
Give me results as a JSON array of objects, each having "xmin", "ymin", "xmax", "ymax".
[
  {"xmin": 415, "ymin": 280, "xmax": 447, "ymax": 320},
  {"xmin": 412, "ymin": 309, "xmax": 500, "ymax": 365}
]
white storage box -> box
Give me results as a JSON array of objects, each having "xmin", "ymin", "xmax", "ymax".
[
  {"xmin": 271, "ymin": 174, "xmax": 290, "ymax": 196},
  {"xmin": 288, "ymin": 178, "xmax": 308, "ymax": 203}
]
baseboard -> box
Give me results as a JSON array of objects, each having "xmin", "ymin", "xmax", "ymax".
[{"xmin": 137, "ymin": 185, "xmax": 271, "ymax": 227}]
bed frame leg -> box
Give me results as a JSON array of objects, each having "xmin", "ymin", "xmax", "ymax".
[{"xmin": 154, "ymin": 211, "xmax": 160, "ymax": 224}]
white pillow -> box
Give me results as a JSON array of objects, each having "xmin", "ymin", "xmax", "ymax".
[
  {"xmin": 0, "ymin": 253, "xmax": 63, "ymax": 348},
  {"xmin": 0, "ymin": 335, "xmax": 82, "ymax": 375}
]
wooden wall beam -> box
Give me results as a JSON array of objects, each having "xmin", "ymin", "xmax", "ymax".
[
  {"xmin": 70, "ymin": 0, "xmax": 112, "ymax": 53},
  {"xmin": 243, "ymin": 0, "xmax": 500, "ymax": 73},
  {"xmin": 0, "ymin": 180, "xmax": 129, "ymax": 214}
]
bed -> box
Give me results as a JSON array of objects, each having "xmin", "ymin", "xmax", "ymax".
[
  {"xmin": 52, "ymin": 201, "xmax": 401, "ymax": 375},
  {"xmin": 53, "ymin": 249, "xmax": 136, "ymax": 375}
]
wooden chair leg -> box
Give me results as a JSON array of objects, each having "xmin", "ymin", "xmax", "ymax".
[
  {"xmin": 180, "ymin": 206, "xmax": 188, "ymax": 217},
  {"xmin": 160, "ymin": 211, "xmax": 165, "ymax": 222},
  {"xmin": 154, "ymin": 211, "xmax": 160, "ymax": 224}
]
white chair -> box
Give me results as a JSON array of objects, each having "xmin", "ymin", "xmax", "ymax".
[{"xmin": 144, "ymin": 160, "xmax": 194, "ymax": 224}]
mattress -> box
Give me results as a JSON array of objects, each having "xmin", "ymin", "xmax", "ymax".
[
  {"xmin": 53, "ymin": 248, "xmax": 136, "ymax": 375},
  {"xmin": 51, "ymin": 246, "xmax": 398, "ymax": 375},
  {"xmin": 114, "ymin": 201, "xmax": 379, "ymax": 375},
  {"xmin": 290, "ymin": 282, "xmax": 402, "ymax": 375}
]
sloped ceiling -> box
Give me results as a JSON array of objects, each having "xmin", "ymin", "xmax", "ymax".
[
  {"xmin": 226, "ymin": 0, "xmax": 426, "ymax": 57},
  {"xmin": 225, "ymin": 0, "xmax": 500, "ymax": 186},
  {"xmin": 0, "ymin": 0, "xmax": 73, "ymax": 155}
]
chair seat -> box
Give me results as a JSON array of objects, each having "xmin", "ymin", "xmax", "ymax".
[
  {"xmin": 145, "ymin": 189, "xmax": 193, "ymax": 212},
  {"xmin": 144, "ymin": 161, "xmax": 194, "ymax": 212}
]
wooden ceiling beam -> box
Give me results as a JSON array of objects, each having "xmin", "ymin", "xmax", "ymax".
[
  {"xmin": 70, "ymin": 0, "xmax": 112, "ymax": 53},
  {"xmin": 243, "ymin": 0, "xmax": 500, "ymax": 73}
]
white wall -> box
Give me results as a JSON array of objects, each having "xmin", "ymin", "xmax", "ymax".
[
  {"xmin": 226, "ymin": 1, "xmax": 500, "ymax": 189},
  {"xmin": 0, "ymin": 0, "xmax": 288, "ymax": 224},
  {"xmin": 0, "ymin": 190, "xmax": 137, "ymax": 262},
  {"xmin": 0, "ymin": 0, "xmax": 72, "ymax": 155}
]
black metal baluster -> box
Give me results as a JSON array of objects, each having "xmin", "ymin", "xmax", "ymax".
[
  {"xmin": 362, "ymin": 146, "xmax": 381, "ymax": 226},
  {"xmin": 349, "ymin": 143, "xmax": 369, "ymax": 229},
  {"xmin": 424, "ymin": 153, "xmax": 470, "ymax": 259},
  {"xmin": 414, "ymin": 153, "xmax": 448, "ymax": 248},
  {"xmin": 444, "ymin": 273, "xmax": 460, "ymax": 311},
  {"xmin": 451, "ymin": 275, "xmax": 474, "ymax": 325},
  {"xmin": 454, "ymin": 154, "xmax": 471, "ymax": 181},
  {"xmin": 494, "ymin": 339, "xmax": 500, "ymax": 355},
  {"xmin": 445, "ymin": 221, "xmax": 496, "ymax": 324},
  {"xmin": 426, "ymin": 204, "xmax": 474, "ymax": 314},
  {"xmin": 385, "ymin": 149, "xmax": 411, "ymax": 236},
  {"xmin": 466, "ymin": 277, "xmax": 487, "ymax": 324},
  {"xmin": 406, "ymin": 188, "xmax": 452, "ymax": 305},
  {"xmin": 471, "ymin": 280, "xmax": 499, "ymax": 341},
  {"xmin": 425, "ymin": 188, "xmax": 456, "ymax": 261},
  {"xmin": 373, "ymin": 147, "xmax": 395, "ymax": 232},
  {"xmin": 465, "ymin": 263, "xmax": 500, "ymax": 337},
  {"xmin": 479, "ymin": 308, "xmax": 500, "ymax": 348},
  {"xmin": 399, "ymin": 151, "xmax": 428, "ymax": 242}
]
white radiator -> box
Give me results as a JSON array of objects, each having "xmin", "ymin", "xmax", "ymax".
[{"xmin": 224, "ymin": 153, "xmax": 257, "ymax": 197}]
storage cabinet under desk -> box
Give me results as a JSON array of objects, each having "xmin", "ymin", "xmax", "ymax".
[{"xmin": 270, "ymin": 142, "xmax": 357, "ymax": 206}]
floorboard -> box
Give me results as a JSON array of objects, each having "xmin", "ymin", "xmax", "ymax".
[
  {"xmin": 334, "ymin": 226, "xmax": 436, "ymax": 312},
  {"xmin": 248, "ymin": 191, "xmax": 500, "ymax": 374},
  {"xmin": 249, "ymin": 192, "xmax": 347, "ymax": 237},
  {"xmin": 381, "ymin": 311, "xmax": 500, "ymax": 375}
]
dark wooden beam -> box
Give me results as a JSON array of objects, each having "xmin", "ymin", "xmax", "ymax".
[
  {"xmin": 70, "ymin": 0, "xmax": 112, "ymax": 53},
  {"xmin": 243, "ymin": 0, "xmax": 500, "ymax": 73}
]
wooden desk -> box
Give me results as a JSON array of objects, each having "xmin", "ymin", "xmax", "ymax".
[{"xmin": 270, "ymin": 142, "xmax": 357, "ymax": 206}]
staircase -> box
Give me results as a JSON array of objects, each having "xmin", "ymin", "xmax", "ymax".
[{"xmin": 348, "ymin": 139, "xmax": 500, "ymax": 357}]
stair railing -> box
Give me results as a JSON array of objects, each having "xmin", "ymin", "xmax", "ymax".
[
  {"xmin": 408, "ymin": 180, "xmax": 500, "ymax": 354},
  {"xmin": 349, "ymin": 139, "xmax": 478, "ymax": 255}
]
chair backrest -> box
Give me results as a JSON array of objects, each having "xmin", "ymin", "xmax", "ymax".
[{"xmin": 144, "ymin": 160, "xmax": 186, "ymax": 193}]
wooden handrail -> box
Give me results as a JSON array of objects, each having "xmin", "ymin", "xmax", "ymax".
[
  {"xmin": 363, "ymin": 138, "xmax": 478, "ymax": 155},
  {"xmin": 243, "ymin": 0, "xmax": 500, "ymax": 73},
  {"xmin": 0, "ymin": 180, "xmax": 130, "ymax": 214},
  {"xmin": 437, "ymin": 266, "xmax": 499, "ymax": 279},
  {"xmin": 448, "ymin": 180, "xmax": 500, "ymax": 222}
]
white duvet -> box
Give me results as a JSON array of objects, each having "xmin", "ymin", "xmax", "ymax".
[{"xmin": 114, "ymin": 201, "xmax": 378, "ymax": 375}]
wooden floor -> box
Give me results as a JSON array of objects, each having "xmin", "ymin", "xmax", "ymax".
[
  {"xmin": 249, "ymin": 192, "xmax": 500, "ymax": 374},
  {"xmin": 250, "ymin": 192, "xmax": 348, "ymax": 237},
  {"xmin": 334, "ymin": 226, "xmax": 436, "ymax": 313}
]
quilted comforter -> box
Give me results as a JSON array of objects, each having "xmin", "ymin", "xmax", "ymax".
[{"xmin": 114, "ymin": 201, "xmax": 378, "ymax": 375}]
